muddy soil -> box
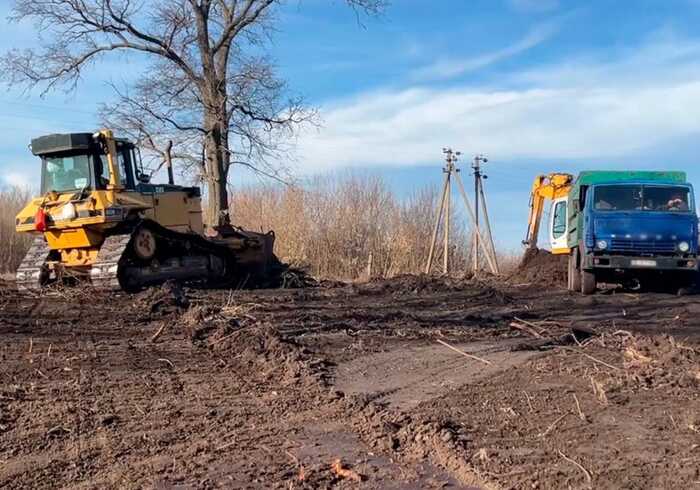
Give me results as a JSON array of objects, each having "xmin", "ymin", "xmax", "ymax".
[
  {"xmin": 1, "ymin": 276, "xmax": 699, "ymax": 489},
  {"xmin": 511, "ymin": 248, "xmax": 568, "ymax": 287}
]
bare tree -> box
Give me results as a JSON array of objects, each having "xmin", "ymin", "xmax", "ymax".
[{"xmin": 1, "ymin": 0, "xmax": 385, "ymax": 228}]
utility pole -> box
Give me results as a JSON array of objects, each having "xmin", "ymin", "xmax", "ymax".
[
  {"xmin": 443, "ymin": 149, "xmax": 455, "ymax": 274},
  {"xmin": 425, "ymin": 149, "xmax": 500, "ymax": 276},
  {"xmin": 426, "ymin": 148, "xmax": 459, "ymax": 274},
  {"xmin": 471, "ymin": 155, "xmax": 487, "ymax": 273}
]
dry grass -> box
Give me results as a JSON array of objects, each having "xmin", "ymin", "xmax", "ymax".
[
  {"xmin": 0, "ymin": 186, "xmax": 33, "ymax": 274},
  {"xmin": 0, "ymin": 175, "xmax": 517, "ymax": 281},
  {"xmin": 231, "ymin": 173, "xmax": 478, "ymax": 280}
]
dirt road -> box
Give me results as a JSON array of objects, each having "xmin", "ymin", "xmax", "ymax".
[{"xmin": 1, "ymin": 275, "xmax": 699, "ymax": 489}]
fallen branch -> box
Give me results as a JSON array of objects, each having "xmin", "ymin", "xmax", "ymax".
[
  {"xmin": 157, "ymin": 358, "xmax": 174, "ymax": 369},
  {"xmin": 573, "ymin": 394, "xmax": 585, "ymax": 421},
  {"xmin": 557, "ymin": 449, "xmax": 592, "ymax": 483},
  {"xmin": 509, "ymin": 322, "xmax": 544, "ymax": 339},
  {"xmin": 209, "ymin": 326, "xmax": 254, "ymax": 346},
  {"xmin": 513, "ymin": 317, "xmax": 548, "ymax": 335},
  {"xmin": 216, "ymin": 440, "xmax": 237, "ymax": 451},
  {"xmin": 539, "ymin": 412, "xmax": 570, "ymax": 437},
  {"xmin": 437, "ymin": 339, "xmax": 493, "ymax": 366},
  {"xmin": 150, "ymin": 322, "xmax": 167, "ymax": 343},
  {"xmin": 557, "ymin": 346, "xmax": 620, "ymax": 371}
]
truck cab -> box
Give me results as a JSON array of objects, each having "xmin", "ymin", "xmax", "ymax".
[{"xmin": 563, "ymin": 171, "xmax": 698, "ymax": 293}]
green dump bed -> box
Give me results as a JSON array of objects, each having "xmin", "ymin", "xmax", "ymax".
[{"xmin": 575, "ymin": 171, "xmax": 687, "ymax": 186}]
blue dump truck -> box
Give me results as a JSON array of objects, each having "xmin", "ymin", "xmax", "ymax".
[{"xmin": 525, "ymin": 171, "xmax": 698, "ymax": 294}]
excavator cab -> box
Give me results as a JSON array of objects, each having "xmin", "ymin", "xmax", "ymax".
[
  {"xmin": 523, "ymin": 173, "xmax": 574, "ymax": 254},
  {"xmin": 549, "ymin": 196, "xmax": 569, "ymax": 252}
]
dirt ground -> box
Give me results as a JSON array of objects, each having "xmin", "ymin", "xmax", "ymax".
[{"xmin": 1, "ymin": 271, "xmax": 700, "ymax": 489}]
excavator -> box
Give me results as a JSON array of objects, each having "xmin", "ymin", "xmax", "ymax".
[
  {"xmin": 523, "ymin": 173, "xmax": 575, "ymax": 255},
  {"xmin": 14, "ymin": 130, "xmax": 275, "ymax": 291}
]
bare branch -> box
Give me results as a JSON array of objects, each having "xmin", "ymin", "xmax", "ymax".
[{"xmin": 2, "ymin": 0, "xmax": 382, "ymax": 227}]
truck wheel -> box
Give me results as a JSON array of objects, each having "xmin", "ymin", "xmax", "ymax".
[
  {"xmin": 581, "ymin": 270, "xmax": 596, "ymax": 295},
  {"xmin": 568, "ymin": 252, "xmax": 581, "ymax": 292}
]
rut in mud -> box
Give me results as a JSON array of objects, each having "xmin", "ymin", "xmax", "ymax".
[{"xmin": 1, "ymin": 275, "xmax": 699, "ymax": 488}]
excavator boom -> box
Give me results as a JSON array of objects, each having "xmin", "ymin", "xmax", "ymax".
[{"xmin": 523, "ymin": 173, "xmax": 574, "ymax": 250}]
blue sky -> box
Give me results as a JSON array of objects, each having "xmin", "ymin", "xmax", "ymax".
[{"xmin": 2, "ymin": 0, "xmax": 700, "ymax": 250}]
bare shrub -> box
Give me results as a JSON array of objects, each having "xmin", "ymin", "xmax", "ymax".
[
  {"xmin": 496, "ymin": 249, "xmax": 524, "ymax": 275},
  {"xmin": 231, "ymin": 173, "xmax": 475, "ymax": 280},
  {"xmin": 0, "ymin": 187, "xmax": 33, "ymax": 273}
]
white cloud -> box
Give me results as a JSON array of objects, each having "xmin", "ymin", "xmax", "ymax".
[
  {"xmin": 3, "ymin": 171, "xmax": 32, "ymax": 189},
  {"xmin": 294, "ymin": 34, "xmax": 700, "ymax": 173},
  {"xmin": 410, "ymin": 21, "xmax": 559, "ymax": 81}
]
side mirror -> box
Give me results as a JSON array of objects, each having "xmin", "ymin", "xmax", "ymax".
[{"xmin": 573, "ymin": 200, "xmax": 580, "ymax": 212}]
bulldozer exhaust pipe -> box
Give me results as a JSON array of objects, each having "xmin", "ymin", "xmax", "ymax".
[{"xmin": 165, "ymin": 140, "xmax": 175, "ymax": 185}]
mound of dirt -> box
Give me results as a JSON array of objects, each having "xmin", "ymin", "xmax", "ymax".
[
  {"xmin": 179, "ymin": 304, "xmax": 329, "ymax": 386},
  {"xmin": 180, "ymin": 304, "xmax": 241, "ymax": 343},
  {"xmin": 353, "ymin": 274, "xmax": 513, "ymax": 306},
  {"xmin": 511, "ymin": 248, "xmax": 567, "ymax": 287},
  {"xmin": 358, "ymin": 274, "xmax": 475, "ymax": 295},
  {"xmin": 235, "ymin": 325, "xmax": 330, "ymax": 386},
  {"xmin": 607, "ymin": 334, "xmax": 700, "ymax": 396},
  {"xmin": 134, "ymin": 280, "xmax": 190, "ymax": 315}
]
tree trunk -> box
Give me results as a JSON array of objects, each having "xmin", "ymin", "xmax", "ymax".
[{"xmin": 203, "ymin": 112, "xmax": 231, "ymax": 230}]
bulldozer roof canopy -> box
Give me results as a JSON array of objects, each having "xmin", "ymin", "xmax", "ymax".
[
  {"xmin": 31, "ymin": 133, "xmax": 96, "ymax": 156},
  {"xmin": 31, "ymin": 132, "xmax": 133, "ymax": 156}
]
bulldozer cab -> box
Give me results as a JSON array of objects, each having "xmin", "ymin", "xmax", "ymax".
[
  {"xmin": 35, "ymin": 132, "xmax": 141, "ymax": 194},
  {"xmin": 23, "ymin": 130, "xmax": 206, "ymax": 236}
]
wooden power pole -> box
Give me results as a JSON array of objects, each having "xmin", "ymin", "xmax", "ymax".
[{"xmin": 425, "ymin": 149, "xmax": 499, "ymax": 275}]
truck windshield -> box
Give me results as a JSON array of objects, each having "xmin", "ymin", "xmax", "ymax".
[
  {"xmin": 593, "ymin": 185, "xmax": 692, "ymax": 212},
  {"xmin": 42, "ymin": 154, "xmax": 92, "ymax": 194}
]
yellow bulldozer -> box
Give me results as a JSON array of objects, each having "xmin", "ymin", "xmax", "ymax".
[{"xmin": 14, "ymin": 130, "xmax": 275, "ymax": 291}]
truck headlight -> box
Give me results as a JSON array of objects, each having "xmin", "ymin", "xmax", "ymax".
[
  {"xmin": 596, "ymin": 239, "xmax": 608, "ymax": 250},
  {"xmin": 678, "ymin": 241, "xmax": 690, "ymax": 252}
]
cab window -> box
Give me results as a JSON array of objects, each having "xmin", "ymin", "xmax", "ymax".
[
  {"xmin": 552, "ymin": 201, "xmax": 567, "ymax": 238},
  {"xmin": 95, "ymin": 154, "xmax": 110, "ymax": 189},
  {"xmin": 42, "ymin": 154, "xmax": 92, "ymax": 193},
  {"xmin": 117, "ymin": 150, "xmax": 133, "ymax": 188},
  {"xmin": 94, "ymin": 150, "xmax": 134, "ymax": 189}
]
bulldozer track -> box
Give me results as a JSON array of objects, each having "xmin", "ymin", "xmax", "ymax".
[
  {"xmin": 15, "ymin": 236, "xmax": 51, "ymax": 291},
  {"xmin": 89, "ymin": 234, "xmax": 132, "ymax": 290},
  {"xmin": 89, "ymin": 223, "xmax": 237, "ymax": 291},
  {"xmin": 16, "ymin": 221, "xmax": 263, "ymax": 293}
]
